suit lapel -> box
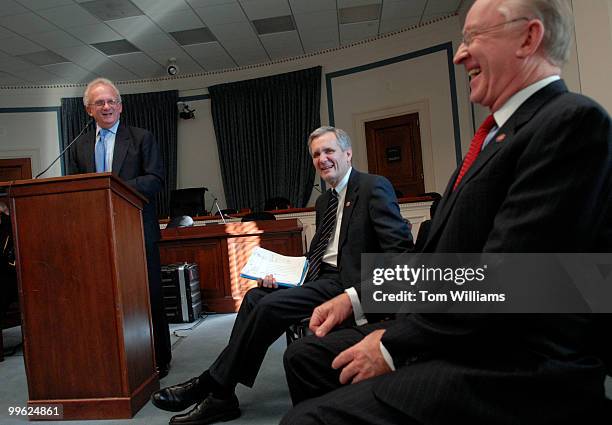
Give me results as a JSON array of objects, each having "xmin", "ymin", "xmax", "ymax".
[
  {"xmin": 337, "ymin": 169, "xmax": 359, "ymax": 254},
  {"xmin": 111, "ymin": 124, "xmax": 130, "ymax": 175},
  {"xmin": 424, "ymin": 80, "xmax": 568, "ymax": 251},
  {"xmin": 82, "ymin": 131, "xmax": 96, "ymax": 172}
]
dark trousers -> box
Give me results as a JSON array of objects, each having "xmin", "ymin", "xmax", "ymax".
[
  {"xmin": 145, "ymin": 236, "xmax": 172, "ymax": 368},
  {"xmin": 281, "ymin": 322, "xmax": 420, "ymax": 425},
  {"xmin": 209, "ymin": 272, "xmax": 344, "ymax": 389}
]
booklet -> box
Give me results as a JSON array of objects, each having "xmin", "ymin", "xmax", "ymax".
[{"xmin": 240, "ymin": 247, "xmax": 309, "ymax": 287}]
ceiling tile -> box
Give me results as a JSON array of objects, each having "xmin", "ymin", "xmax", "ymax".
[
  {"xmin": 302, "ymin": 37, "xmax": 339, "ymax": 53},
  {"xmin": 339, "ymin": 20, "xmax": 378, "ymax": 44},
  {"xmin": 193, "ymin": 3, "xmax": 247, "ymax": 26},
  {"xmin": 36, "ymin": 5, "xmax": 100, "ymax": 28},
  {"xmin": 41, "ymin": 62, "xmax": 92, "ymax": 79},
  {"xmin": 293, "ymin": 10, "xmax": 337, "ymax": 31},
  {"xmin": 0, "ymin": 71, "xmax": 26, "ymax": 85},
  {"xmin": 0, "ymin": 35, "xmax": 44, "ymax": 55},
  {"xmin": 221, "ymin": 37, "xmax": 269, "ymax": 66},
  {"xmin": 18, "ymin": 67, "xmax": 67, "ymax": 83},
  {"xmin": 288, "ymin": 0, "xmax": 336, "ymax": 14},
  {"xmin": 65, "ymin": 23, "xmax": 123, "ymax": 44},
  {"xmin": 0, "ymin": 26, "xmax": 17, "ymax": 40},
  {"xmin": 89, "ymin": 59, "xmax": 138, "ymax": 81},
  {"xmin": 0, "ymin": 1, "xmax": 28, "ymax": 17},
  {"xmin": 423, "ymin": 0, "xmax": 461, "ymax": 15},
  {"xmin": 79, "ymin": 0, "xmax": 144, "ymax": 21},
  {"xmin": 0, "ymin": 52, "xmax": 37, "ymax": 72},
  {"xmin": 186, "ymin": 0, "xmax": 236, "ymax": 7},
  {"xmin": 239, "ymin": 0, "xmax": 291, "ymax": 20},
  {"xmin": 110, "ymin": 52, "xmax": 164, "ymax": 78},
  {"xmin": 380, "ymin": 16, "xmax": 420, "ymax": 33},
  {"xmin": 381, "ymin": 0, "xmax": 426, "ymax": 20},
  {"xmin": 106, "ymin": 15, "xmax": 163, "ymax": 38},
  {"xmin": 170, "ymin": 28, "xmax": 216, "ymax": 45},
  {"xmin": 338, "ymin": 0, "xmax": 381, "ymax": 7},
  {"xmin": 149, "ymin": 10, "xmax": 204, "ymax": 32},
  {"xmin": 208, "ymin": 21, "xmax": 255, "ymax": 41},
  {"xmin": 17, "ymin": 50, "xmax": 69, "ymax": 66},
  {"xmin": 252, "ymin": 15, "xmax": 295, "ymax": 35},
  {"xmin": 130, "ymin": 33, "xmax": 178, "ymax": 53},
  {"xmin": 0, "ymin": 12, "xmax": 58, "ymax": 34},
  {"xmin": 15, "ymin": 0, "xmax": 74, "ymax": 10},
  {"xmin": 52, "ymin": 45, "xmax": 111, "ymax": 70},
  {"xmin": 147, "ymin": 48, "xmax": 203, "ymax": 69},
  {"xmin": 91, "ymin": 39, "xmax": 140, "ymax": 55},
  {"xmin": 339, "ymin": 4, "xmax": 381, "ymax": 24},
  {"xmin": 182, "ymin": 41, "xmax": 237, "ymax": 70},
  {"xmin": 131, "ymin": 0, "xmax": 190, "ymax": 15},
  {"xmin": 259, "ymin": 30, "xmax": 303, "ymax": 60},
  {"xmin": 26, "ymin": 30, "xmax": 85, "ymax": 50}
]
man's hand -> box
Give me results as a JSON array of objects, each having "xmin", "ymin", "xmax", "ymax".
[
  {"xmin": 257, "ymin": 274, "xmax": 278, "ymax": 289},
  {"xmin": 331, "ymin": 329, "xmax": 391, "ymax": 384},
  {"xmin": 310, "ymin": 293, "xmax": 353, "ymax": 337}
]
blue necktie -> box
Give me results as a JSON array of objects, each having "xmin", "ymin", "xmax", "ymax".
[{"xmin": 95, "ymin": 129, "xmax": 109, "ymax": 172}]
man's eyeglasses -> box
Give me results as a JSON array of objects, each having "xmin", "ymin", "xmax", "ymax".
[
  {"xmin": 462, "ymin": 17, "xmax": 529, "ymax": 46},
  {"xmin": 90, "ymin": 99, "xmax": 121, "ymax": 108}
]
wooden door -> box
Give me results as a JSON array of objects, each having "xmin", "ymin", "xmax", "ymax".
[{"xmin": 365, "ymin": 114, "xmax": 424, "ymax": 197}]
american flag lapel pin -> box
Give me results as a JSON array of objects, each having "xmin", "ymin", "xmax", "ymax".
[
  {"xmin": 345, "ymin": 201, "xmax": 351, "ymax": 207},
  {"xmin": 496, "ymin": 133, "xmax": 506, "ymax": 142}
]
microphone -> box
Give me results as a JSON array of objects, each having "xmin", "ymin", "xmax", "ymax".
[
  {"xmin": 36, "ymin": 118, "xmax": 94, "ymax": 179},
  {"xmin": 313, "ymin": 183, "xmax": 322, "ymax": 193}
]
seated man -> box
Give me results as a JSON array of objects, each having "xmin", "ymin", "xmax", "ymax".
[
  {"xmin": 152, "ymin": 126, "xmax": 414, "ymax": 424},
  {"xmin": 281, "ymin": 1, "xmax": 612, "ymax": 424}
]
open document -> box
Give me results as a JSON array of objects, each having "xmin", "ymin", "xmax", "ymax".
[{"xmin": 240, "ymin": 247, "xmax": 309, "ymax": 287}]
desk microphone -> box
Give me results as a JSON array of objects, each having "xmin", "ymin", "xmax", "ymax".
[
  {"xmin": 36, "ymin": 118, "xmax": 94, "ymax": 179},
  {"xmin": 313, "ymin": 183, "xmax": 322, "ymax": 193}
]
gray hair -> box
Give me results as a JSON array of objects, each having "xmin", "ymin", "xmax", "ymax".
[
  {"xmin": 308, "ymin": 126, "xmax": 352, "ymax": 152},
  {"xmin": 83, "ymin": 78, "xmax": 122, "ymax": 106},
  {"xmin": 498, "ymin": 0, "xmax": 573, "ymax": 66}
]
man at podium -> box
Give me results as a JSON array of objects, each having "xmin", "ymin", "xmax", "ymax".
[{"xmin": 68, "ymin": 78, "xmax": 172, "ymax": 378}]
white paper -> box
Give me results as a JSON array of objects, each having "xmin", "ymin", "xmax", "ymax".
[{"xmin": 240, "ymin": 247, "xmax": 308, "ymax": 287}]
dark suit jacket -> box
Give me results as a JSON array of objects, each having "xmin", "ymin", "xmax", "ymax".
[
  {"xmin": 376, "ymin": 80, "xmax": 612, "ymax": 424},
  {"xmin": 309, "ymin": 169, "xmax": 413, "ymax": 290},
  {"xmin": 68, "ymin": 122, "xmax": 164, "ymax": 242}
]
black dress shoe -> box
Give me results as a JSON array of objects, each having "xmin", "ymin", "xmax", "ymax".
[
  {"xmin": 151, "ymin": 377, "xmax": 205, "ymax": 412},
  {"xmin": 169, "ymin": 393, "xmax": 240, "ymax": 425}
]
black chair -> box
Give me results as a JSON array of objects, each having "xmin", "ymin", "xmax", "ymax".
[
  {"xmin": 166, "ymin": 215, "xmax": 194, "ymax": 228},
  {"xmin": 215, "ymin": 208, "xmax": 238, "ymax": 216},
  {"xmin": 241, "ymin": 211, "xmax": 276, "ymax": 222},
  {"xmin": 169, "ymin": 188, "xmax": 207, "ymax": 217},
  {"xmin": 264, "ymin": 197, "xmax": 291, "ymax": 211}
]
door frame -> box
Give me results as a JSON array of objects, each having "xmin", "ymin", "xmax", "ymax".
[{"xmin": 352, "ymin": 100, "xmax": 435, "ymax": 193}]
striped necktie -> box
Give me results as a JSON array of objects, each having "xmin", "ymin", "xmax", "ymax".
[
  {"xmin": 453, "ymin": 114, "xmax": 496, "ymax": 190},
  {"xmin": 95, "ymin": 128, "xmax": 110, "ymax": 172},
  {"xmin": 306, "ymin": 189, "xmax": 339, "ymax": 281}
]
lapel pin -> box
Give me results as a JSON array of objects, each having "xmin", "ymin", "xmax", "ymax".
[
  {"xmin": 345, "ymin": 201, "xmax": 351, "ymax": 207},
  {"xmin": 496, "ymin": 133, "xmax": 506, "ymax": 142}
]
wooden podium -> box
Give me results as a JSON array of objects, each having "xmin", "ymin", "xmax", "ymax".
[{"xmin": 4, "ymin": 173, "xmax": 159, "ymax": 420}]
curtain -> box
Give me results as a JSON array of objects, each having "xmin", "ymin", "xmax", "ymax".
[
  {"xmin": 60, "ymin": 90, "xmax": 178, "ymax": 218},
  {"xmin": 209, "ymin": 66, "xmax": 321, "ymax": 211}
]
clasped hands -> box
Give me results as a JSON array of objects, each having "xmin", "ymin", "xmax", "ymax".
[{"xmin": 310, "ymin": 293, "xmax": 391, "ymax": 385}]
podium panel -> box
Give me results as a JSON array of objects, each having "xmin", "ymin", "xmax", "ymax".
[{"xmin": 5, "ymin": 173, "xmax": 158, "ymax": 420}]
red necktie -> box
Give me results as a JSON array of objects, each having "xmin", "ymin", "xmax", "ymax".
[{"xmin": 453, "ymin": 114, "xmax": 496, "ymax": 190}]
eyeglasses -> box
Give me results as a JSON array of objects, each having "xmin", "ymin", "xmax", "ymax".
[
  {"xmin": 89, "ymin": 99, "xmax": 121, "ymax": 108},
  {"xmin": 462, "ymin": 17, "xmax": 529, "ymax": 46}
]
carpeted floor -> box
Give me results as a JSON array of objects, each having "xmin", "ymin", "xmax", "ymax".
[{"xmin": 0, "ymin": 313, "xmax": 291, "ymax": 425}]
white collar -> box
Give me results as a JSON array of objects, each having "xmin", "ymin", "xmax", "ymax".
[{"xmin": 493, "ymin": 76, "xmax": 560, "ymax": 127}]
